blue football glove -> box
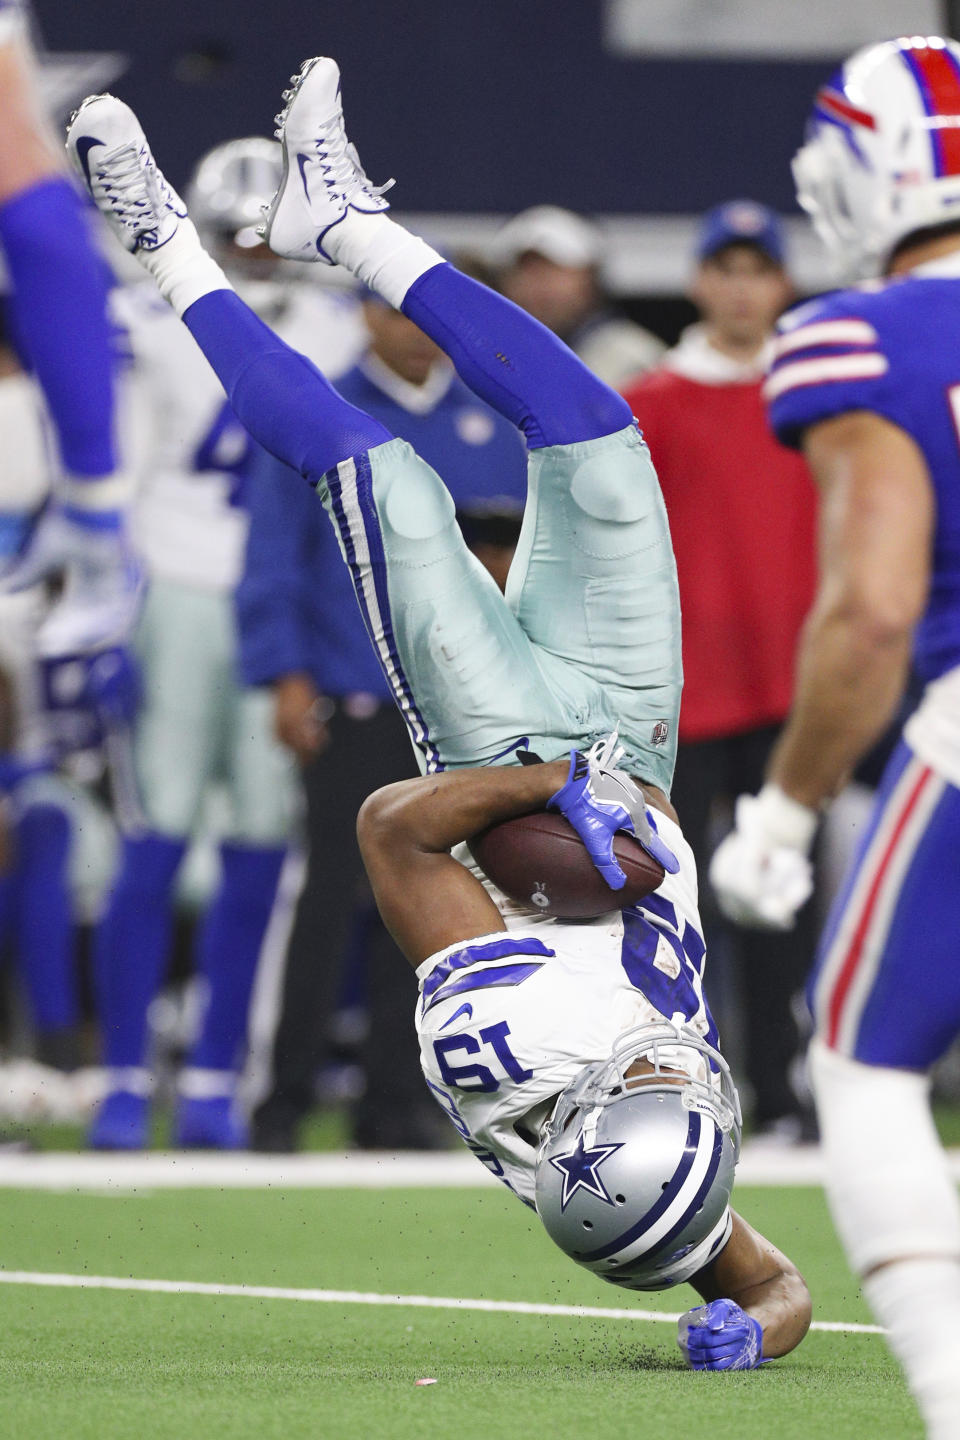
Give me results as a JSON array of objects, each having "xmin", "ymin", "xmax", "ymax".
[
  {"xmin": 547, "ymin": 732, "xmax": 679, "ymax": 889},
  {"xmin": 677, "ymin": 1298, "xmax": 765, "ymax": 1371}
]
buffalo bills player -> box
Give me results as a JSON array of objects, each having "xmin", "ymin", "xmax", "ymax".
[
  {"xmin": 64, "ymin": 59, "xmax": 810, "ymax": 1368},
  {"xmin": 709, "ymin": 34, "xmax": 960, "ymax": 1436}
]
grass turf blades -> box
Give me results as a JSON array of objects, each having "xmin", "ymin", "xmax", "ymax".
[{"xmin": 0, "ymin": 1184, "xmax": 921, "ymax": 1439}]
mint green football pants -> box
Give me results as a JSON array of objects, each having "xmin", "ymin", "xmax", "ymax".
[
  {"xmin": 132, "ymin": 578, "xmax": 297, "ymax": 843},
  {"xmin": 317, "ymin": 422, "xmax": 682, "ymax": 795}
]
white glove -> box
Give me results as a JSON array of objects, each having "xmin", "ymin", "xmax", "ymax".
[{"xmin": 708, "ymin": 784, "xmax": 818, "ymax": 931}]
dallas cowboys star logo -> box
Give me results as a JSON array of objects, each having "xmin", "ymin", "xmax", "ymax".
[{"xmin": 548, "ymin": 1136, "xmax": 624, "ymax": 1211}]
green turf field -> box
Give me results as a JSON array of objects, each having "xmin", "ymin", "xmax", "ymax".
[{"xmin": 0, "ymin": 1180, "xmax": 920, "ymax": 1440}]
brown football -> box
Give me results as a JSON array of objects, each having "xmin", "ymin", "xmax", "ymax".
[{"xmin": 467, "ymin": 810, "xmax": 666, "ymax": 919}]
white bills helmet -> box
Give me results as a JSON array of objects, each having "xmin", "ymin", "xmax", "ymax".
[
  {"xmin": 793, "ymin": 35, "xmax": 960, "ymax": 278},
  {"xmin": 186, "ymin": 137, "xmax": 283, "ymax": 252},
  {"xmin": 535, "ymin": 1022, "xmax": 741, "ymax": 1292}
]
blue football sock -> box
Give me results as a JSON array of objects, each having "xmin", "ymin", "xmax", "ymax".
[
  {"xmin": 0, "ymin": 177, "xmax": 117, "ymax": 479},
  {"xmin": 94, "ymin": 832, "xmax": 186, "ymax": 1069},
  {"xmin": 182, "ymin": 291, "xmax": 391, "ymax": 481},
  {"xmin": 189, "ymin": 842, "xmax": 286, "ymax": 1073},
  {"xmin": 13, "ymin": 802, "xmax": 77, "ymax": 1033},
  {"xmin": 401, "ymin": 263, "xmax": 633, "ymax": 449}
]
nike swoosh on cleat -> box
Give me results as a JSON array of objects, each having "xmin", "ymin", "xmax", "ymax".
[
  {"xmin": 75, "ymin": 135, "xmax": 103, "ymax": 188},
  {"xmin": 439, "ymin": 1003, "xmax": 473, "ymax": 1030},
  {"xmin": 297, "ymin": 151, "xmax": 312, "ymax": 199}
]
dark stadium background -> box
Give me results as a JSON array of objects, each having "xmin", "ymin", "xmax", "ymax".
[{"xmin": 32, "ymin": 0, "xmax": 826, "ymax": 212}]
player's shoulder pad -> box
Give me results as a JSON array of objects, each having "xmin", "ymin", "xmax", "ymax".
[{"xmin": 764, "ymin": 281, "xmax": 898, "ymax": 448}]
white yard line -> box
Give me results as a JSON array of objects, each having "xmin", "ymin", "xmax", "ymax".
[
  {"xmin": 0, "ymin": 1269, "xmax": 885, "ymax": 1335},
  {"xmin": 6, "ymin": 1142, "xmax": 959, "ymax": 1190}
]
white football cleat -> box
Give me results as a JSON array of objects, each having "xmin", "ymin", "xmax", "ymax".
[
  {"xmin": 66, "ymin": 93, "xmax": 187, "ymax": 254},
  {"xmin": 261, "ymin": 56, "xmax": 394, "ymax": 263}
]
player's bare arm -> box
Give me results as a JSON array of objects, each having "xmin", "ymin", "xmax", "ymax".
[
  {"xmin": 357, "ymin": 759, "xmax": 570, "ymax": 964},
  {"xmin": 767, "ymin": 411, "xmax": 933, "ymax": 810},
  {"xmin": 0, "ymin": 36, "xmax": 61, "ymax": 201},
  {"xmin": 710, "ymin": 408, "xmax": 936, "ymax": 928},
  {"xmin": 358, "ymin": 757, "xmax": 678, "ymax": 966},
  {"xmin": 692, "ymin": 1209, "xmax": 812, "ymax": 1359}
]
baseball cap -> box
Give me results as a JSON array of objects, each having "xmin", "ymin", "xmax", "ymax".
[
  {"xmin": 696, "ymin": 200, "xmax": 785, "ymax": 265},
  {"xmin": 490, "ymin": 206, "xmax": 603, "ymax": 269}
]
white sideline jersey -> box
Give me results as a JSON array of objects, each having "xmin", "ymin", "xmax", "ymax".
[
  {"xmin": 417, "ymin": 813, "xmax": 715, "ymax": 1208},
  {"xmin": 0, "ymin": 370, "xmax": 55, "ymax": 762},
  {"xmin": 112, "ymin": 280, "xmax": 365, "ymax": 592}
]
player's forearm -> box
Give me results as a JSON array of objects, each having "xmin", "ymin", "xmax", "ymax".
[
  {"xmin": 697, "ymin": 1214, "xmax": 812, "ymax": 1359},
  {"xmin": 736, "ymin": 1267, "xmax": 812, "ymax": 1358},
  {"xmin": 357, "ymin": 760, "xmax": 570, "ymax": 966},
  {"xmin": 767, "ymin": 602, "xmax": 912, "ymax": 810},
  {"xmin": 358, "ymin": 759, "xmax": 570, "ymax": 857}
]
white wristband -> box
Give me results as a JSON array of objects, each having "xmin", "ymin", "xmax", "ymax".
[{"xmin": 752, "ymin": 783, "xmax": 820, "ymax": 855}]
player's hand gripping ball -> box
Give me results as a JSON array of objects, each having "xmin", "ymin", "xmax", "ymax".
[
  {"xmin": 677, "ymin": 1298, "xmax": 765, "ymax": 1371},
  {"xmin": 469, "ymin": 733, "xmax": 679, "ymax": 919}
]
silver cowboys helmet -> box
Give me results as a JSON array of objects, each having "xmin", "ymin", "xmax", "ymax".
[
  {"xmin": 535, "ymin": 1022, "xmax": 741, "ymax": 1292},
  {"xmin": 185, "ymin": 136, "xmax": 283, "ymax": 253}
]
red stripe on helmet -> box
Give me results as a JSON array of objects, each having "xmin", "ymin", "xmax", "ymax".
[
  {"xmin": 815, "ymin": 87, "xmax": 876, "ymax": 131},
  {"xmin": 908, "ymin": 44, "xmax": 960, "ymax": 176}
]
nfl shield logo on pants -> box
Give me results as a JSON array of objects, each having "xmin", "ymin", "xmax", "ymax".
[{"xmin": 651, "ymin": 719, "xmax": 670, "ymax": 747}]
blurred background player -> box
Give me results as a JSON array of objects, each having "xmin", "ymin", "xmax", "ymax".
[
  {"xmin": 624, "ymin": 201, "xmax": 819, "ymax": 1139},
  {"xmin": 709, "ymin": 34, "xmax": 960, "ymax": 1438},
  {"xmin": 241, "ymin": 284, "xmax": 528, "ymax": 1151},
  {"xmin": 489, "ymin": 205, "xmax": 664, "ymax": 387},
  {"xmin": 0, "ymin": 0, "xmax": 138, "ymax": 655},
  {"xmin": 0, "ymin": 311, "xmax": 120, "ymax": 1122},
  {"xmin": 88, "ymin": 137, "xmax": 364, "ymax": 1150}
]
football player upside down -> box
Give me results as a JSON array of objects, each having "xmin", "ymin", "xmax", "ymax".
[{"xmin": 67, "ymin": 57, "xmax": 811, "ymax": 1369}]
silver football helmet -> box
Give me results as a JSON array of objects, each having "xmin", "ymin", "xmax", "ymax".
[
  {"xmin": 185, "ymin": 136, "xmax": 283, "ymax": 254},
  {"xmin": 535, "ymin": 1022, "xmax": 741, "ymax": 1292}
]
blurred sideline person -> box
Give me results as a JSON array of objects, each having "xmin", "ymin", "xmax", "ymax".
[
  {"xmin": 0, "ymin": 0, "xmax": 138, "ymax": 655},
  {"xmin": 709, "ymin": 35, "xmax": 960, "ymax": 1436},
  {"xmin": 624, "ymin": 203, "xmax": 819, "ymax": 1138},
  {"xmin": 66, "ymin": 61, "xmax": 810, "ymax": 1371},
  {"xmin": 89, "ymin": 139, "xmax": 364, "ymax": 1150},
  {"xmin": 242, "ymin": 288, "xmax": 527, "ymax": 1150},
  {"xmin": 490, "ymin": 205, "xmax": 664, "ymax": 388}
]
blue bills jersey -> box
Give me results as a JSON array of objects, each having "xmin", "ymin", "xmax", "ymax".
[{"xmin": 764, "ymin": 262, "xmax": 960, "ymax": 684}]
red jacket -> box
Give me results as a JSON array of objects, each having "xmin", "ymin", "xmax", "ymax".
[{"xmin": 623, "ymin": 329, "xmax": 817, "ymax": 743}]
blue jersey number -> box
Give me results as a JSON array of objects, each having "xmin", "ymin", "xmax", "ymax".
[
  {"xmin": 433, "ymin": 1021, "xmax": 533, "ymax": 1093},
  {"xmin": 192, "ymin": 400, "xmax": 251, "ymax": 507}
]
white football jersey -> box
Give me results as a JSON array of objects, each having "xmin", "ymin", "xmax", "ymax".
[
  {"xmin": 417, "ymin": 812, "xmax": 715, "ymax": 1208},
  {"xmin": 112, "ymin": 279, "xmax": 365, "ymax": 592},
  {"xmin": 0, "ymin": 369, "xmax": 55, "ymax": 762}
]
